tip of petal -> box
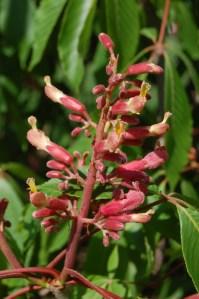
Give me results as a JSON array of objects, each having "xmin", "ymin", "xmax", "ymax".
[
  {"xmin": 28, "ymin": 116, "xmax": 37, "ymax": 129},
  {"xmin": 44, "ymin": 75, "xmax": 51, "ymax": 86}
]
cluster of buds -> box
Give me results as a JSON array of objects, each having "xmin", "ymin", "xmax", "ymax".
[
  {"xmin": 26, "ymin": 178, "xmax": 77, "ymax": 232},
  {"xmin": 27, "ymin": 33, "xmax": 170, "ymax": 246}
]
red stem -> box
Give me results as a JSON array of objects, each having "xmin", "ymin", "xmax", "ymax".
[
  {"xmin": 0, "ymin": 231, "xmax": 22, "ymax": 268},
  {"xmin": 5, "ymin": 285, "xmax": 41, "ymax": 299},
  {"xmin": 0, "ymin": 267, "xmax": 60, "ymax": 279},
  {"xmin": 60, "ymin": 103, "xmax": 109, "ymax": 280},
  {"xmin": 157, "ymin": 0, "xmax": 171, "ymax": 45}
]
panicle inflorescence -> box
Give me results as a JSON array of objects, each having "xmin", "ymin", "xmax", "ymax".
[{"xmin": 26, "ymin": 33, "xmax": 170, "ymax": 246}]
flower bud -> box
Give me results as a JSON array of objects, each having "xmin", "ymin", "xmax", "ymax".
[
  {"xmin": 47, "ymin": 160, "xmax": 66, "ymax": 171},
  {"xmin": 48, "ymin": 198, "xmax": 69, "ymax": 211},
  {"xmin": 96, "ymin": 95, "xmax": 106, "ymax": 109},
  {"xmin": 41, "ymin": 218, "xmax": 58, "ymax": 229},
  {"xmin": 71, "ymin": 127, "xmax": 82, "ymax": 137},
  {"xmin": 98, "ymin": 33, "xmax": 114, "ymax": 50},
  {"xmin": 100, "ymin": 200, "xmax": 124, "ymax": 216},
  {"xmin": 102, "ymin": 219, "xmax": 124, "ymax": 231},
  {"xmin": 127, "ymin": 62, "xmax": 163, "ymax": 76},
  {"xmin": 46, "ymin": 171, "xmax": 65, "ymax": 179},
  {"xmin": 33, "ymin": 208, "xmax": 56, "ymax": 218},
  {"xmin": 47, "ymin": 143, "xmax": 73, "ymax": 165},
  {"xmin": 108, "ymin": 73, "xmax": 124, "ymax": 87},
  {"xmin": 68, "ymin": 114, "xmax": 85, "ymax": 123},
  {"xmin": 122, "ymin": 190, "xmax": 145, "ymax": 212},
  {"xmin": 92, "ymin": 84, "xmax": 106, "ymax": 95},
  {"xmin": 29, "ymin": 192, "xmax": 47, "ymax": 208}
]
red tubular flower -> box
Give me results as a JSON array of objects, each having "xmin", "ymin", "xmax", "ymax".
[
  {"xmin": 120, "ymin": 115, "xmax": 140, "ymax": 125},
  {"xmin": 27, "ymin": 116, "xmax": 73, "ymax": 165},
  {"xmin": 71, "ymin": 127, "xmax": 83, "ymax": 137},
  {"xmin": 116, "ymin": 147, "xmax": 168, "ymax": 179},
  {"xmin": 68, "ymin": 114, "xmax": 85, "ymax": 123},
  {"xmin": 44, "ymin": 76, "xmax": 86, "ymax": 113},
  {"xmin": 121, "ymin": 190, "xmax": 145, "ymax": 212},
  {"xmin": 103, "ymin": 151, "xmax": 127, "ymax": 164},
  {"xmin": 142, "ymin": 146, "xmax": 168, "ymax": 169},
  {"xmin": 98, "ymin": 33, "xmax": 114, "ymax": 50},
  {"xmin": 127, "ymin": 62, "xmax": 163, "ymax": 76}
]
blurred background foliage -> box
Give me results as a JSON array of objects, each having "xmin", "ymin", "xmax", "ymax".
[{"xmin": 0, "ymin": 0, "xmax": 199, "ymax": 298}]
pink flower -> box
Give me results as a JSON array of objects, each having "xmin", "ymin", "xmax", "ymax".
[
  {"xmin": 44, "ymin": 76, "xmax": 86, "ymax": 113},
  {"xmin": 102, "ymin": 219, "xmax": 124, "ymax": 231},
  {"xmin": 100, "ymin": 201, "xmax": 124, "ymax": 217},
  {"xmin": 27, "ymin": 116, "xmax": 73, "ymax": 165},
  {"xmin": 116, "ymin": 147, "xmax": 168, "ymax": 178},
  {"xmin": 122, "ymin": 190, "xmax": 145, "ymax": 212},
  {"xmin": 33, "ymin": 208, "xmax": 56, "ymax": 218},
  {"xmin": 92, "ymin": 84, "xmax": 106, "ymax": 95}
]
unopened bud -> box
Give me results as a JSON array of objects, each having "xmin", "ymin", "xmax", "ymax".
[
  {"xmin": 68, "ymin": 114, "xmax": 85, "ymax": 123},
  {"xmin": 92, "ymin": 84, "xmax": 106, "ymax": 95},
  {"xmin": 100, "ymin": 200, "xmax": 123, "ymax": 216},
  {"xmin": 102, "ymin": 219, "xmax": 124, "ymax": 231},
  {"xmin": 47, "ymin": 143, "xmax": 73, "ymax": 165},
  {"xmin": 29, "ymin": 192, "xmax": 47, "ymax": 208},
  {"xmin": 33, "ymin": 208, "xmax": 56, "ymax": 218},
  {"xmin": 71, "ymin": 127, "xmax": 82, "ymax": 137},
  {"xmin": 48, "ymin": 198, "xmax": 69, "ymax": 211},
  {"xmin": 46, "ymin": 170, "xmax": 65, "ymax": 179},
  {"xmin": 96, "ymin": 95, "xmax": 106, "ymax": 109},
  {"xmin": 109, "ymin": 73, "xmax": 124, "ymax": 87},
  {"xmin": 47, "ymin": 160, "xmax": 66, "ymax": 171},
  {"xmin": 98, "ymin": 33, "xmax": 114, "ymax": 50},
  {"xmin": 127, "ymin": 62, "xmax": 163, "ymax": 76}
]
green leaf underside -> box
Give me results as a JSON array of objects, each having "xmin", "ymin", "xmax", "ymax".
[
  {"xmin": 58, "ymin": 0, "xmax": 97, "ymax": 92},
  {"xmin": 164, "ymin": 53, "xmax": 192, "ymax": 189},
  {"xmin": 178, "ymin": 206, "xmax": 199, "ymax": 291},
  {"xmin": 29, "ymin": 0, "xmax": 67, "ymax": 69},
  {"xmin": 105, "ymin": 0, "xmax": 140, "ymax": 70}
]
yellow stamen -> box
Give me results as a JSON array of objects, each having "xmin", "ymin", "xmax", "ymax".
[
  {"xmin": 26, "ymin": 177, "xmax": 37, "ymax": 193},
  {"xmin": 140, "ymin": 81, "xmax": 151, "ymax": 97}
]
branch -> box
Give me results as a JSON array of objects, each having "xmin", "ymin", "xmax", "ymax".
[
  {"xmin": 0, "ymin": 231, "xmax": 22, "ymax": 269},
  {"xmin": 157, "ymin": 0, "xmax": 171, "ymax": 45}
]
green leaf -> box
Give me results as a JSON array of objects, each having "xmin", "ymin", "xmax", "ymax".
[
  {"xmin": 174, "ymin": 2, "xmax": 199, "ymax": 60},
  {"xmin": 105, "ymin": 0, "xmax": 140, "ymax": 69},
  {"xmin": 164, "ymin": 53, "xmax": 192, "ymax": 189},
  {"xmin": 37, "ymin": 178, "xmax": 62, "ymax": 197},
  {"xmin": 58, "ymin": 0, "xmax": 97, "ymax": 92},
  {"xmin": 107, "ymin": 245, "xmax": 119, "ymax": 273},
  {"xmin": 181, "ymin": 180, "xmax": 199, "ymax": 208},
  {"xmin": 140, "ymin": 27, "xmax": 157, "ymax": 42},
  {"xmin": 178, "ymin": 205, "xmax": 199, "ymax": 291},
  {"xmin": 0, "ymin": 162, "xmax": 39, "ymax": 181},
  {"xmin": 166, "ymin": 39, "xmax": 199, "ymax": 92},
  {"xmin": 0, "ymin": 173, "xmax": 23, "ymax": 249},
  {"xmin": 29, "ymin": 0, "xmax": 67, "ymax": 70},
  {"xmin": 48, "ymin": 223, "xmax": 71, "ymax": 253}
]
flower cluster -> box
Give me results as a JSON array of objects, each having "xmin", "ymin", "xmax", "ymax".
[{"xmin": 27, "ymin": 33, "xmax": 170, "ymax": 246}]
